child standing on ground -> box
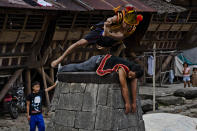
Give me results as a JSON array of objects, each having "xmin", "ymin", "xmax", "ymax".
[
  {"xmin": 26, "ymin": 81, "xmax": 45, "ymax": 131},
  {"xmin": 182, "ymin": 62, "xmax": 191, "ymax": 88}
]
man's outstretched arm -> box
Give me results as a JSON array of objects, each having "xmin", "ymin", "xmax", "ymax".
[
  {"xmin": 130, "ymin": 78, "xmax": 137, "ymax": 112},
  {"xmin": 118, "ymin": 68, "xmax": 131, "ymax": 114}
]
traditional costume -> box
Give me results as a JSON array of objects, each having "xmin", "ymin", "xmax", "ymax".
[
  {"xmin": 83, "ymin": 4, "xmax": 143, "ymax": 47},
  {"xmin": 59, "ymin": 54, "xmax": 143, "ymax": 79}
]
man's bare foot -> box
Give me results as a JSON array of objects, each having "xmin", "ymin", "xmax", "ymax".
[
  {"xmin": 96, "ymin": 45, "xmax": 105, "ymax": 50},
  {"xmin": 131, "ymin": 103, "xmax": 137, "ymax": 113},
  {"xmin": 125, "ymin": 103, "xmax": 131, "ymax": 114},
  {"xmin": 51, "ymin": 60, "xmax": 58, "ymax": 68}
]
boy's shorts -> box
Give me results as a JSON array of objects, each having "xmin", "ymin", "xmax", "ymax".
[{"xmin": 183, "ymin": 76, "xmax": 190, "ymax": 82}]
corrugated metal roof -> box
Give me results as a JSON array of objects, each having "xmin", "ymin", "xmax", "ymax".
[
  {"xmin": 0, "ymin": 0, "xmax": 156, "ymax": 12},
  {"xmin": 140, "ymin": 0, "xmax": 186, "ymax": 14},
  {"xmin": 79, "ymin": 0, "xmax": 156, "ymax": 12},
  {"xmin": 0, "ymin": 0, "xmax": 87, "ymax": 11}
]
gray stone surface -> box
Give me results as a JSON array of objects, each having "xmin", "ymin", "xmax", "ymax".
[
  {"xmin": 127, "ymin": 114, "xmax": 138, "ymax": 127},
  {"xmin": 112, "ymin": 109, "xmax": 129, "ymax": 130},
  {"xmin": 54, "ymin": 110, "xmax": 76, "ymax": 127},
  {"xmin": 174, "ymin": 88, "xmax": 197, "ymax": 99},
  {"xmin": 157, "ymin": 96, "xmax": 185, "ymax": 106},
  {"xmin": 141, "ymin": 99, "xmax": 158, "ymax": 113},
  {"xmin": 58, "ymin": 93, "xmax": 83, "ymax": 110},
  {"xmin": 50, "ymin": 82, "xmax": 61, "ymax": 111},
  {"xmin": 118, "ymin": 129, "xmax": 128, "ymax": 131},
  {"xmin": 54, "ymin": 124, "xmax": 79, "ymax": 131},
  {"xmin": 95, "ymin": 106, "xmax": 113, "ymax": 130},
  {"xmin": 107, "ymin": 88, "xmax": 125, "ymax": 109},
  {"xmin": 82, "ymin": 84, "xmax": 98, "ymax": 112},
  {"xmin": 60, "ymin": 82, "xmax": 70, "ymax": 93},
  {"xmin": 75, "ymin": 112, "xmax": 96, "ymax": 130},
  {"xmin": 69, "ymin": 83, "xmax": 86, "ymax": 93},
  {"xmin": 139, "ymin": 120, "xmax": 145, "ymax": 131},
  {"xmin": 47, "ymin": 73, "xmax": 145, "ymax": 131},
  {"xmin": 128, "ymin": 127, "xmax": 138, "ymax": 131},
  {"xmin": 97, "ymin": 84, "xmax": 108, "ymax": 106}
]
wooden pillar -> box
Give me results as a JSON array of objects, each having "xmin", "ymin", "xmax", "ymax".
[
  {"xmin": 143, "ymin": 56, "xmax": 147, "ymax": 84},
  {"xmin": 26, "ymin": 70, "xmax": 31, "ymax": 96},
  {"xmin": 49, "ymin": 68, "xmax": 54, "ymax": 83},
  {"xmin": 0, "ymin": 69, "xmax": 23, "ymax": 101},
  {"xmin": 36, "ymin": 68, "xmax": 54, "ymax": 85},
  {"xmin": 41, "ymin": 67, "xmax": 50, "ymax": 107}
]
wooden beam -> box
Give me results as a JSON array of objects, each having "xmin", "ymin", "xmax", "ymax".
[
  {"xmin": 0, "ymin": 69, "xmax": 23, "ymax": 101},
  {"xmin": 175, "ymin": 13, "xmax": 180, "ymax": 23},
  {"xmin": 71, "ymin": 12, "xmax": 78, "ymax": 29},
  {"xmin": 0, "ymin": 65, "xmax": 26, "ymax": 70},
  {"xmin": 155, "ymin": 55, "xmax": 173, "ymax": 81},
  {"xmin": 40, "ymin": 16, "xmax": 57, "ymax": 65},
  {"xmin": 41, "ymin": 67, "xmax": 50, "ymax": 108},
  {"xmin": 25, "ymin": 70, "xmax": 31, "ymax": 96},
  {"xmin": 0, "ymin": 52, "xmax": 30, "ymax": 57},
  {"xmin": 36, "ymin": 68, "xmax": 54, "ymax": 85},
  {"xmin": 186, "ymin": 10, "xmax": 192, "ymax": 22},
  {"xmin": 49, "ymin": 68, "xmax": 54, "ymax": 83},
  {"xmin": 0, "ymin": 59, "xmax": 2, "ymax": 66},
  {"xmin": 2, "ymin": 13, "xmax": 8, "ymax": 30}
]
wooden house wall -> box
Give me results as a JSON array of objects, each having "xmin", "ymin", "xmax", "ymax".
[
  {"xmin": 140, "ymin": 10, "xmax": 197, "ymax": 51},
  {"xmin": 0, "ymin": 10, "xmax": 48, "ymax": 71}
]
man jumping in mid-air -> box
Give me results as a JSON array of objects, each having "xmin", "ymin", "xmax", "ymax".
[{"xmin": 51, "ymin": 4, "xmax": 143, "ymax": 67}]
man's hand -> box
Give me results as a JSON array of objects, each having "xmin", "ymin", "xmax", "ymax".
[
  {"xmin": 27, "ymin": 115, "xmax": 30, "ymax": 121},
  {"xmin": 103, "ymin": 24, "xmax": 110, "ymax": 37},
  {"xmin": 51, "ymin": 59, "xmax": 58, "ymax": 68},
  {"xmin": 131, "ymin": 103, "xmax": 137, "ymax": 113},
  {"xmin": 128, "ymin": 71, "xmax": 136, "ymax": 79},
  {"xmin": 105, "ymin": 20, "xmax": 112, "ymax": 26},
  {"xmin": 125, "ymin": 103, "xmax": 131, "ymax": 114}
]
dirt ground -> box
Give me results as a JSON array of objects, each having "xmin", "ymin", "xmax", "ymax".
[{"xmin": 0, "ymin": 112, "xmax": 50, "ymax": 131}]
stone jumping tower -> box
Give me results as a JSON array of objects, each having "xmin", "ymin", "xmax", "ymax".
[{"xmin": 47, "ymin": 72, "xmax": 145, "ymax": 131}]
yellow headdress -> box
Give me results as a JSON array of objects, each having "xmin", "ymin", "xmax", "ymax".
[{"xmin": 114, "ymin": 4, "xmax": 143, "ymax": 26}]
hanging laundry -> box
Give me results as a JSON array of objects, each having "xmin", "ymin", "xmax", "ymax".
[
  {"xmin": 148, "ymin": 56, "xmax": 154, "ymax": 75},
  {"xmin": 37, "ymin": 0, "xmax": 52, "ymax": 7},
  {"xmin": 169, "ymin": 69, "xmax": 174, "ymax": 84}
]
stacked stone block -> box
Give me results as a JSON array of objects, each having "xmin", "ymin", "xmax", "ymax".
[{"xmin": 47, "ymin": 72, "xmax": 145, "ymax": 131}]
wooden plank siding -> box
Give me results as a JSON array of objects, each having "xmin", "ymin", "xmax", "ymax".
[
  {"xmin": 140, "ymin": 10, "xmax": 196, "ymax": 51},
  {"xmin": 0, "ymin": 10, "xmax": 47, "ymax": 70}
]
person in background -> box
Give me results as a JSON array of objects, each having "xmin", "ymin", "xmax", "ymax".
[
  {"xmin": 182, "ymin": 62, "xmax": 191, "ymax": 88},
  {"xmin": 26, "ymin": 81, "xmax": 45, "ymax": 131}
]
